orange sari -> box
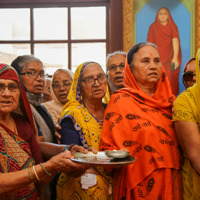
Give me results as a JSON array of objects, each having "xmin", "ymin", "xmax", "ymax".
[{"xmin": 99, "ymin": 60, "xmax": 182, "ymax": 199}]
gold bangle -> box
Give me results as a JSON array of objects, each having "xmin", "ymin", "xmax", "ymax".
[
  {"xmin": 32, "ymin": 165, "xmax": 40, "ymax": 181},
  {"xmin": 40, "ymin": 163, "xmax": 52, "ymax": 176},
  {"xmin": 27, "ymin": 167, "xmax": 35, "ymax": 182}
]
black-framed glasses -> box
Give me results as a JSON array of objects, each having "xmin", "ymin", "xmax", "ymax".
[
  {"xmin": 52, "ymin": 81, "xmax": 72, "ymax": 90},
  {"xmin": 82, "ymin": 74, "xmax": 107, "ymax": 86},
  {"xmin": 20, "ymin": 71, "xmax": 46, "ymax": 79},
  {"xmin": 0, "ymin": 83, "xmax": 20, "ymax": 94},
  {"xmin": 183, "ymin": 71, "xmax": 196, "ymax": 82},
  {"xmin": 107, "ymin": 63, "xmax": 125, "ymax": 72}
]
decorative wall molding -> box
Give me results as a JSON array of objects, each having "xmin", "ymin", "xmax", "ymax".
[
  {"xmin": 123, "ymin": 0, "xmax": 133, "ymax": 52},
  {"xmin": 195, "ymin": 0, "xmax": 200, "ymax": 54}
]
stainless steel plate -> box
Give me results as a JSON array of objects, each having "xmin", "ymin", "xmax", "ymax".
[{"xmin": 72, "ymin": 151, "xmax": 134, "ymax": 167}]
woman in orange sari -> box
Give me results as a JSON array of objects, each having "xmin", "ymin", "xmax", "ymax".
[
  {"xmin": 99, "ymin": 42, "xmax": 182, "ymax": 199},
  {"xmin": 147, "ymin": 7, "xmax": 181, "ymax": 96}
]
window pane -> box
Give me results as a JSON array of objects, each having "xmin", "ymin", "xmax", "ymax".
[
  {"xmin": 34, "ymin": 43, "xmax": 68, "ymax": 75},
  {"xmin": 71, "ymin": 7, "xmax": 106, "ymax": 40},
  {"xmin": 0, "ymin": 44, "xmax": 30, "ymax": 65},
  {"xmin": 0, "ymin": 9, "xmax": 30, "ymax": 40},
  {"xmin": 34, "ymin": 8, "xmax": 68, "ymax": 40},
  {"xmin": 72, "ymin": 43, "xmax": 106, "ymax": 72}
]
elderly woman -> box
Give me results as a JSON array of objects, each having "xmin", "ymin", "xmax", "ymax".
[
  {"xmin": 172, "ymin": 50, "xmax": 200, "ymax": 199},
  {"xmin": 56, "ymin": 62, "xmax": 112, "ymax": 200},
  {"xmin": 99, "ymin": 43, "xmax": 182, "ymax": 199},
  {"xmin": 11, "ymin": 55, "xmax": 56, "ymax": 143},
  {"xmin": 43, "ymin": 69, "xmax": 73, "ymax": 125},
  {"xmin": 182, "ymin": 58, "xmax": 196, "ymax": 89},
  {"xmin": 0, "ymin": 64, "xmax": 89, "ymax": 200}
]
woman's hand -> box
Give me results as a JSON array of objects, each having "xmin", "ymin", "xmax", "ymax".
[
  {"xmin": 44, "ymin": 150, "xmax": 88, "ymax": 177},
  {"xmin": 171, "ymin": 57, "xmax": 179, "ymax": 70}
]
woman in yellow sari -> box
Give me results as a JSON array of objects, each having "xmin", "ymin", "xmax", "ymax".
[
  {"xmin": 56, "ymin": 62, "xmax": 112, "ymax": 200},
  {"xmin": 173, "ymin": 49, "xmax": 200, "ymax": 199}
]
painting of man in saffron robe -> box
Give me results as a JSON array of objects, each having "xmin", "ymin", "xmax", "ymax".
[{"xmin": 147, "ymin": 7, "xmax": 181, "ymax": 96}]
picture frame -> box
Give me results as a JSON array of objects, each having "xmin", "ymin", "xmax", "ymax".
[{"xmin": 123, "ymin": 0, "xmax": 198, "ymax": 94}]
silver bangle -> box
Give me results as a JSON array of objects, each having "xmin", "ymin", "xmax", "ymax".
[
  {"xmin": 40, "ymin": 163, "xmax": 52, "ymax": 176},
  {"xmin": 32, "ymin": 165, "xmax": 40, "ymax": 181}
]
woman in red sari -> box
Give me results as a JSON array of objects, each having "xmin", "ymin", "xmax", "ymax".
[
  {"xmin": 99, "ymin": 43, "xmax": 182, "ymax": 199},
  {"xmin": 0, "ymin": 64, "xmax": 89, "ymax": 200},
  {"xmin": 147, "ymin": 7, "xmax": 181, "ymax": 96}
]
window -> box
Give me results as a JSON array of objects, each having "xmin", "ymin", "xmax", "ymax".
[{"xmin": 0, "ymin": 3, "xmax": 109, "ymax": 74}]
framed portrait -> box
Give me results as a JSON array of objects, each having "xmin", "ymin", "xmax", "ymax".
[{"xmin": 123, "ymin": 0, "xmax": 198, "ymax": 94}]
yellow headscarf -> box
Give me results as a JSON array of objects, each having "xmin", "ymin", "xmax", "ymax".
[
  {"xmin": 57, "ymin": 62, "xmax": 112, "ymax": 200},
  {"xmin": 59, "ymin": 61, "xmax": 108, "ymax": 149}
]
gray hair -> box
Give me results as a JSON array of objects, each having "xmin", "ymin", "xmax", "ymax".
[
  {"xmin": 53, "ymin": 68, "xmax": 74, "ymax": 81},
  {"xmin": 106, "ymin": 51, "xmax": 127, "ymax": 70},
  {"xmin": 127, "ymin": 42, "xmax": 158, "ymax": 70},
  {"xmin": 11, "ymin": 55, "xmax": 43, "ymax": 74}
]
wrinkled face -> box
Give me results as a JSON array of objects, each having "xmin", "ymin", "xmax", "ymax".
[
  {"xmin": 20, "ymin": 61, "xmax": 45, "ymax": 95},
  {"xmin": 81, "ymin": 63, "xmax": 107, "ymax": 101},
  {"xmin": 52, "ymin": 71, "xmax": 72, "ymax": 105},
  {"xmin": 185, "ymin": 60, "xmax": 196, "ymax": 88},
  {"xmin": 0, "ymin": 79, "xmax": 20, "ymax": 115},
  {"xmin": 158, "ymin": 8, "xmax": 169, "ymax": 24},
  {"xmin": 107, "ymin": 54, "xmax": 126, "ymax": 90},
  {"xmin": 131, "ymin": 45, "xmax": 162, "ymax": 89}
]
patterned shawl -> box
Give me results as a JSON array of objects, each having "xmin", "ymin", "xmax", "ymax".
[
  {"xmin": 0, "ymin": 64, "xmax": 39, "ymax": 199},
  {"xmin": 99, "ymin": 58, "xmax": 182, "ymax": 199}
]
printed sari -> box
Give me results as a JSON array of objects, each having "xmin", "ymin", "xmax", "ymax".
[
  {"xmin": 0, "ymin": 123, "xmax": 39, "ymax": 200},
  {"xmin": 0, "ymin": 64, "xmax": 42, "ymax": 199},
  {"xmin": 56, "ymin": 62, "xmax": 112, "ymax": 200},
  {"xmin": 99, "ymin": 59, "xmax": 182, "ymax": 199},
  {"xmin": 172, "ymin": 49, "xmax": 200, "ymax": 199}
]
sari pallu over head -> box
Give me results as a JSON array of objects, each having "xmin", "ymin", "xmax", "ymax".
[
  {"xmin": 147, "ymin": 7, "xmax": 181, "ymax": 96},
  {"xmin": 43, "ymin": 69, "xmax": 74, "ymax": 125},
  {"xmin": 57, "ymin": 62, "xmax": 111, "ymax": 200},
  {"xmin": 99, "ymin": 53, "xmax": 182, "ymax": 198},
  {"xmin": 147, "ymin": 7, "xmax": 181, "ymax": 65},
  {"xmin": 59, "ymin": 61, "xmax": 103, "ymax": 149},
  {"xmin": 0, "ymin": 64, "xmax": 39, "ymax": 200}
]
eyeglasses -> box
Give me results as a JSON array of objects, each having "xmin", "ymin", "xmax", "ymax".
[
  {"xmin": 183, "ymin": 71, "xmax": 196, "ymax": 82},
  {"xmin": 20, "ymin": 71, "xmax": 46, "ymax": 79},
  {"xmin": 82, "ymin": 74, "xmax": 107, "ymax": 86},
  {"xmin": 52, "ymin": 81, "xmax": 72, "ymax": 90},
  {"xmin": 107, "ymin": 63, "xmax": 125, "ymax": 72},
  {"xmin": 0, "ymin": 83, "xmax": 20, "ymax": 94}
]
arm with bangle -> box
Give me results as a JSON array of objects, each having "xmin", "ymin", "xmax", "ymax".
[{"xmin": 0, "ymin": 146, "xmax": 88, "ymax": 196}]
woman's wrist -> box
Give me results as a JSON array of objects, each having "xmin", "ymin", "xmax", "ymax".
[
  {"xmin": 41, "ymin": 161, "xmax": 59, "ymax": 176},
  {"xmin": 66, "ymin": 144, "xmax": 76, "ymax": 151}
]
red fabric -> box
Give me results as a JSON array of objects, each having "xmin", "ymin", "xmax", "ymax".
[
  {"xmin": 99, "ymin": 60, "xmax": 182, "ymax": 199},
  {"xmin": 12, "ymin": 113, "xmax": 43, "ymax": 164},
  {"xmin": 0, "ymin": 64, "xmax": 35, "ymax": 131},
  {"xmin": 147, "ymin": 7, "xmax": 181, "ymax": 96}
]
